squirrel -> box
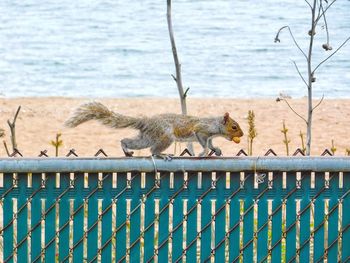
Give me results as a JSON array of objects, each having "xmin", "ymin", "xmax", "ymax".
[{"xmin": 65, "ymin": 102, "xmax": 244, "ymax": 157}]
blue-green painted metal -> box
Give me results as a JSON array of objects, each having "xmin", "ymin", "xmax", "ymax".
[{"xmin": 0, "ymin": 157, "xmax": 349, "ymax": 262}]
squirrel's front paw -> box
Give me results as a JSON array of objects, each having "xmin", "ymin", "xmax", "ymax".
[
  {"xmin": 198, "ymin": 151, "xmax": 206, "ymax": 157},
  {"xmin": 153, "ymin": 154, "xmax": 173, "ymax": 161},
  {"xmin": 123, "ymin": 151, "xmax": 134, "ymax": 157},
  {"xmin": 214, "ymin": 148, "xmax": 222, "ymax": 156}
]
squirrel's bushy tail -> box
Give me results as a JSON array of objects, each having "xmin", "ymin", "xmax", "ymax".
[{"xmin": 65, "ymin": 102, "xmax": 141, "ymax": 129}]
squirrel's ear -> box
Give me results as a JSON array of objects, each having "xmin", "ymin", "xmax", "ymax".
[{"xmin": 223, "ymin": 112, "xmax": 230, "ymax": 125}]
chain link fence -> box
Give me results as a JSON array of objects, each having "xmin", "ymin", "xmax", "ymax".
[{"xmin": 0, "ymin": 155, "xmax": 349, "ymax": 262}]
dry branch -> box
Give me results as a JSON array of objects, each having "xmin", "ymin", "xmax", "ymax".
[
  {"xmin": 167, "ymin": 0, "xmax": 194, "ymax": 155},
  {"xmin": 3, "ymin": 141, "xmax": 10, "ymax": 157},
  {"xmin": 7, "ymin": 106, "xmax": 21, "ymax": 152},
  {"xmin": 275, "ymin": 26, "xmax": 307, "ymax": 60},
  {"xmin": 167, "ymin": 0, "xmax": 188, "ymax": 115}
]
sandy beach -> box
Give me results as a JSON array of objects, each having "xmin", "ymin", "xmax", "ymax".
[{"xmin": 0, "ymin": 97, "xmax": 349, "ymax": 157}]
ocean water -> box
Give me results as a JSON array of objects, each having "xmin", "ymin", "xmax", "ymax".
[{"xmin": 0, "ymin": 0, "xmax": 349, "ymax": 98}]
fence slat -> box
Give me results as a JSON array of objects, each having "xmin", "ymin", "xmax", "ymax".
[
  {"xmin": 101, "ymin": 172, "xmax": 113, "ymax": 262},
  {"xmin": 115, "ymin": 199, "xmax": 126, "ymax": 262},
  {"xmin": 171, "ymin": 171, "xmax": 185, "ymax": 261},
  {"xmin": 285, "ymin": 172, "xmax": 297, "ymax": 262},
  {"xmin": 313, "ymin": 172, "xmax": 325, "ymax": 261},
  {"xmin": 201, "ymin": 196, "xmax": 211, "ymax": 262},
  {"xmin": 87, "ymin": 173, "xmax": 99, "ymax": 262},
  {"xmin": 299, "ymin": 172, "xmax": 311, "ymax": 262},
  {"xmin": 228, "ymin": 172, "xmax": 241, "ymax": 262},
  {"xmin": 16, "ymin": 173, "xmax": 28, "ymax": 262},
  {"xmin": 325, "ymin": 172, "xmax": 339, "ymax": 262},
  {"xmin": 342, "ymin": 172, "xmax": 350, "ymax": 261},
  {"xmin": 115, "ymin": 172, "xmax": 127, "ymax": 262},
  {"xmin": 3, "ymin": 173, "xmax": 14, "ymax": 262},
  {"xmin": 44, "ymin": 172, "xmax": 57, "ymax": 262},
  {"xmin": 257, "ymin": 198, "xmax": 268, "ymax": 262},
  {"xmin": 157, "ymin": 195, "xmax": 170, "ymax": 262},
  {"xmin": 143, "ymin": 184, "xmax": 155, "ymax": 262},
  {"xmin": 59, "ymin": 173, "xmax": 70, "ymax": 261},
  {"xmin": 70, "ymin": 172, "xmax": 84, "ymax": 262},
  {"xmin": 214, "ymin": 172, "xmax": 226, "ymax": 263},
  {"xmin": 129, "ymin": 172, "xmax": 141, "ymax": 263},
  {"xmin": 243, "ymin": 172, "xmax": 255, "ymax": 262},
  {"xmin": 271, "ymin": 171, "xmax": 283, "ymax": 262},
  {"xmin": 31, "ymin": 173, "xmax": 42, "ymax": 262}
]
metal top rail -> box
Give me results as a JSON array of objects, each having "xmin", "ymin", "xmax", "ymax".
[{"xmin": 0, "ymin": 157, "xmax": 350, "ymax": 173}]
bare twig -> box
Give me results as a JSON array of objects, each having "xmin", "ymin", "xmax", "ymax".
[
  {"xmin": 320, "ymin": 1, "xmax": 330, "ymax": 45},
  {"xmin": 277, "ymin": 98, "xmax": 307, "ymax": 124},
  {"xmin": 7, "ymin": 105, "xmax": 21, "ymax": 152},
  {"xmin": 313, "ymin": 36, "xmax": 350, "ymax": 73},
  {"xmin": 312, "ymin": 94, "xmax": 325, "ymax": 111},
  {"xmin": 316, "ymin": 0, "xmax": 322, "ymax": 21},
  {"xmin": 291, "ymin": 60, "xmax": 309, "ymax": 88},
  {"xmin": 0, "ymin": 128, "xmax": 4, "ymax": 138},
  {"xmin": 299, "ymin": 131, "xmax": 306, "ymax": 154},
  {"xmin": 183, "ymin": 87, "xmax": 190, "ymax": 98},
  {"xmin": 3, "ymin": 141, "xmax": 10, "ymax": 157},
  {"xmin": 275, "ymin": 26, "xmax": 308, "ymax": 60},
  {"xmin": 171, "ymin": 74, "xmax": 177, "ymax": 82},
  {"xmin": 314, "ymin": 0, "xmax": 337, "ymax": 25},
  {"xmin": 304, "ymin": 0, "xmax": 313, "ymax": 9}
]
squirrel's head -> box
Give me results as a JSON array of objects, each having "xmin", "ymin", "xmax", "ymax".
[{"xmin": 222, "ymin": 112, "xmax": 244, "ymax": 143}]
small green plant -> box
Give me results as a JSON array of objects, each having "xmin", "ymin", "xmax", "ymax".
[
  {"xmin": 330, "ymin": 140, "xmax": 336, "ymax": 155},
  {"xmin": 51, "ymin": 133, "xmax": 63, "ymax": 157},
  {"xmin": 247, "ymin": 110, "xmax": 257, "ymax": 156},
  {"xmin": 299, "ymin": 131, "xmax": 306, "ymax": 155},
  {"xmin": 281, "ymin": 120, "xmax": 290, "ymax": 156}
]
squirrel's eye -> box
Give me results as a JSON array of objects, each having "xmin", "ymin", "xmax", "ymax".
[{"xmin": 232, "ymin": 125, "xmax": 237, "ymax": 130}]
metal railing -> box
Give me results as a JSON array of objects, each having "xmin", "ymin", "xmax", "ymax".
[{"xmin": 0, "ymin": 157, "xmax": 349, "ymax": 262}]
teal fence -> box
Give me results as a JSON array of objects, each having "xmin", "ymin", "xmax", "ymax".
[{"xmin": 0, "ymin": 157, "xmax": 349, "ymax": 262}]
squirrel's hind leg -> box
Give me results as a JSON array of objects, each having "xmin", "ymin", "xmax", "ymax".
[
  {"xmin": 150, "ymin": 136, "xmax": 174, "ymax": 159},
  {"xmin": 121, "ymin": 136, "xmax": 152, "ymax": 157}
]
